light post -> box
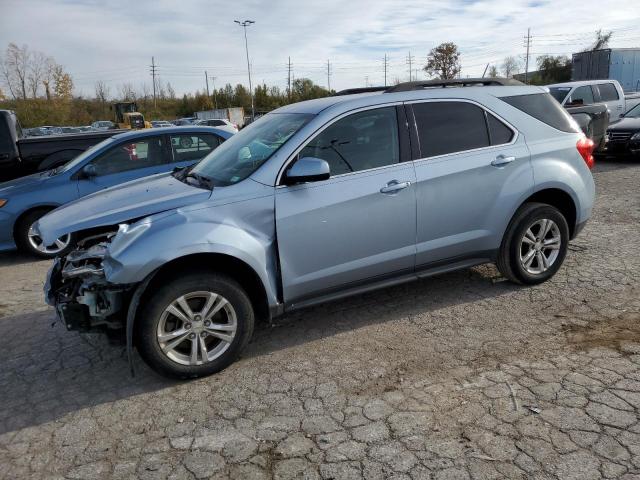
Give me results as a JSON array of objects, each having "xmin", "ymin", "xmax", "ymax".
[{"xmin": 234, "ymin": 19, "xmax": 255, "ymax": 121}]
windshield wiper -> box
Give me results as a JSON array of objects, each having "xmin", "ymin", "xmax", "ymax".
[{"xmin": 185, "ymin": 172, "xmax": 214, "ymax": 190}]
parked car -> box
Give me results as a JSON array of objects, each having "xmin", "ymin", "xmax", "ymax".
[
  {"xmin": 173, "ymin": 117, "xmax": 198, "ymax": 126},
  {"xmin": 39, "ymin": 78, "xmax": 595, "ymax": 378},
  {"xmin": 151, "ymin": 121, "xmax": 173, "ymax": 128},
  {"xmin": 0, "ymin": 111, "xmax": 124, "ymax": 182},
  {"xmin": 548, "ymin": 79, "xmax": 640, "ymax": 123},
  {"xmin": 0, "ymin": 126, "xmax": 232, "ymax": 258},
  {"xmin": 91, "ymin": 121, "xmax": 117, "ymax": 131},
  {"xmin": 195, "ymin": 118, "xmax": 239, "ymax": 134},
  {"xmin": 601, "ymin": 103, "xmax": 640, "ymax": 157}
]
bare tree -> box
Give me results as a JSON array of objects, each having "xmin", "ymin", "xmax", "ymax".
[
  {"xmin": 118, "ymin": 82, "xmax": 136, "ymax": 101},
  {"xmin": 488, "ymin": 65, "xmax": 499, "ymax": 77},
  {"xmin": 94, "ymin": 80, "xmax": 110, "ymax": 103},
  {"xmin": 166, "ymin": 82, "xmax": 176, "ymax": 100},
  {"xmin": 2, "ymin": 43, "xmax": 30, "ymax": 99},
  {"xmin": 28, "ymin": 50, "xmax": 49, "ymax": 98},
  {"xmin": 501, "ymin": 56, "xmax": 520, "ymax": 78},
  {"xmin": 424, "ymin": 42, "xmax": 461, "ymax": 79},
  {"xmin": 42, "ymin": 56, "xmax": 56, "ymax": 100},
  {"xmin": 588, "ymin": 29, "xmax": 612, "ymax": 51}
]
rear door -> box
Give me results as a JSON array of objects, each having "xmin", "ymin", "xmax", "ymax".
[
  {"xmin": 408, "ymin": 100, "xmax": 533, "ymax": 272},
  {"xmin": 275, "ymin": 105, "xmax": 417, "ymax": 304},
  {"xmin": 595, "ymin": 82, "xmax": 625, "ymax": 121},
  {"xmin": 77, "ymin": 135, "xmax": 170, "ymax": 196}
]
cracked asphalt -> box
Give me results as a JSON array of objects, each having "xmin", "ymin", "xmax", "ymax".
[{"xmin": 1, "ymin": 158, "xmax": 640, "ymax": 480}]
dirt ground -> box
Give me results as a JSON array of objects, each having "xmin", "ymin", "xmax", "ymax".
[{"xmin": 1, "ymin": 158, "xmax": 639, "ymax": 479}]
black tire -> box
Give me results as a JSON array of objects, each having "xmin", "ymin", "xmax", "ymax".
[
  {"xmin": 15, "ymin": 209, "xmax": 76, "ymax": 259},
  {"xmin": 497, "ymin": 202, "xmax": 569, "ymax": 285},
  {"xmin": 136, "ymin": 272, "xmax": 254, "ymax": 379}
]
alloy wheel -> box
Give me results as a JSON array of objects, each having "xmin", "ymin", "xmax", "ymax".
[
  {"xmin": 156, "ymin": 291, "xmax": 238, "ymax": 366},
  {"xmin": 27, "ymin": 224, "xmax": 71, "ymax": 255},
  {"xmin": 519, "ymin": 218, "xmax": 562, "ymax": 275}
]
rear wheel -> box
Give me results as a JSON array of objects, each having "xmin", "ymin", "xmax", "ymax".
[
  {"xmin": 136, "ymin": 272, "xmax": 254, "ymax": 379},
  {"xmin": 497, "ymin": 203, "xmax": 569, "ymax": 285},
  {"xmin": 15, "ymin": 209, "xmax": 75, "ymax": 259}
]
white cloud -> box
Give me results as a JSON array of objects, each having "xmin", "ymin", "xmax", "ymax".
[{"xmin": 1, "ymin": 0, "xmax": 638, "ymax": 96}]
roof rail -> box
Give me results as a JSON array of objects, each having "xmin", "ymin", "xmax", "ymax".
[
  {"xmin": 333, "ymin": 86, "xmax": 388, "ymax": 96},
  {"xmin": 385, "ymin": 77, "xmax": 523, "ymax": 93}
]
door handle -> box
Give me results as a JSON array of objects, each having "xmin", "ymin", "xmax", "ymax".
[
  {"xmin": 380, "ymin": 180, "xmax": 411, "ymax": 194},
  {"xmin": 491, "ymin": 155, "xmax": 516, "ymax": 167}
]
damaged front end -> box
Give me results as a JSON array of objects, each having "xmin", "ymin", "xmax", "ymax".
[{"xmin": 45, "ymin": 230, "xmax": 132, "ymax": 333}]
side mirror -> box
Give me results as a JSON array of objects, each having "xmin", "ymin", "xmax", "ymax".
[
  {"xmin": 619, "ymin": 112, "xmax": 625, "ymax": 118},
  {"xmin": 82, "ymin": 164, "xmax": 97, "ymax": 178},
  {"xmin": 284, "ymin": 157, "xmax": 330, "ymax": 185}
]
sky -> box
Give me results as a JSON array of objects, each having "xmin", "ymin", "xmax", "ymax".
[{"xmin": 1, "ymin": 0, "xmax": 639, "ymax": 98}]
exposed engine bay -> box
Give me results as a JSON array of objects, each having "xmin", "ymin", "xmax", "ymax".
[{"xmin": 45, "ymin": 228, "xmax": 132, "ymax": 332}]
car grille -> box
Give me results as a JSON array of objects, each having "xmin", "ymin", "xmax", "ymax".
[{"xmin": 607, "ymin": 131, "xmax": 633, "ymax": 143}]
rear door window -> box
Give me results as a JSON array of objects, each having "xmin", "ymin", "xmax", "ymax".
[
  {"xmin": 567, "ymin": 86, "xmax": 595, "ymax": 106},
  {"xmin": 596, "ymin": 83, "xmax": 619, "ymax": 101},
  {"xmin": 412, "ymin": 101, "xmax": 490, "ymax": 158},
  {"xmin": 500, "ymin": 93, "xmax": 579, "ymax": 133},
  {"xmin": 170, "ymin": 133, "xmax": 222, "ymax": 162}
]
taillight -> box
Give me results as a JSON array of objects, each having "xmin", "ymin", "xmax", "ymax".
[{"xmin": 576, "ymin": 137, "xmax": 595, "ymax": 169}]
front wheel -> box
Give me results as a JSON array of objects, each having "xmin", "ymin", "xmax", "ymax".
[
  {"xmin": 497, "ymin": 203, "xmax": 569, "ymax": 285},
  {"xmin": 136, "ymin": 272, "xmax": 255, "ymax": 379},
  {"xmin": 15, "ymin": 210, "xmax": 76, "ymax": 259}
]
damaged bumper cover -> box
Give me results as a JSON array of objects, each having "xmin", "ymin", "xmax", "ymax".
[{"xmin": 45, "ymin": 242, "xmax": 131, "ymax": 332}]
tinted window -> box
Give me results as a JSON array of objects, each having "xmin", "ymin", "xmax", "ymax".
[
  {"xmin": 549, "ymin": 87, "xmax": 571, "ymax": 103},
  {"xmin": 412, "ymin": 102, "xmax": 489, "ymax": 157},
  {"xmin": 90, "ymin": 136, "xmax": 166, "ymax": 176},
  {"xmin": 567, "ymin": 86, "xmax": 594, "ymax": 106},
  {"xmin": 299, "ymin": 107, "xmax": 399, "ymax": 176},
  {"xmin": 208, "ymin": 120, "xmax": 225, "ymax": 126},
  {"xmin": 487, "ymin": 113, "xmax": 514, "ymax": 145},
  {"xmin": 500, "ymin": 93, "xmax": 579, "ymax": 133},
  {"xmin": 597, "ymin": 83, "xmax": 619, "ymax": 101},
  {"xmin": 170, "ymin": 133, "xmax": 222, "ymax": 162}
]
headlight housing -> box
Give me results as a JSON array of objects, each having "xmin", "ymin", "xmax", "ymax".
[{"xmin": 631, "ymin": 132, "xmax": 640, "ymax": 141}]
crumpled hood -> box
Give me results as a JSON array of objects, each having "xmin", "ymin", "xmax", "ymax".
[{"xmin": 37, "ymin": 172, "xmax": 210, "ymax": 244}]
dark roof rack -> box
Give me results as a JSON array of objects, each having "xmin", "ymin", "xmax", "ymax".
[
  {"xmin": 385, "ymin": 77, "xmax": 523, "ymax": 92},
  {"xmin": 333, "ymin": 86, "xmax": 388, "ymax": 96}
]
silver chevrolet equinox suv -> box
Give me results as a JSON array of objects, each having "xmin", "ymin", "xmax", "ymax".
[{"xmin": 39, "ymin": 78, "xmax": 596, "ymax": 378}]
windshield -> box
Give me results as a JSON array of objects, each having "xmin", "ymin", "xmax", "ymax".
[
  {"xmin": 58, "ymin": 137, "xmax": 116, "ymax": 173},
  {"xmin": 625, "ymin": 103, "xmax": 640, "ymax": 118},
  {"xmin": 191, "ymin": 112, "xmax": 313, "ymax": 186},
  {"xmin": 548, "ymin": 87, "xmax": 571, "ymax": 104}
]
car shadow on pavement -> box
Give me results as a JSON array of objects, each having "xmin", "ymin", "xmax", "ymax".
[
  {"xmin": 0, "ymin": 264, "xmax": 519, "ymax": 435},
  {"xmin": 0, "ymin": 249, "xmax": 42, "ymax": 267}
]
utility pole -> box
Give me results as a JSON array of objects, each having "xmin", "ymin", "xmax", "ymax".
[
  {"xmin": 524, "ymin": 27, "xmax": 531, "ymax": 84},
  {"xmin": 150, "ymin": 56, "xmax": 157, "ymax": 110},
  {"xmin": 204, "ymin": 71, "xmax": 210, "ymax": 97},
  {"xmin": 365, "ymin": 76, "xmax": 369, "ymax": 87},
  {"xmin": 287, "ymin": 57, "xmax": 292, "ymax": 100},
  {"xmin": 234, "ymin": 19, "xmax": 255, "ymax": 120},
  {"xmin": 383, "ymin": 54, "xmax": 389, "ymax": 86},
  {"xmin": 406, "ymin": 52, "xmax": 415, "ymax": 81},
  {"xmin": 326, "ymin": 60, "xmax": 331, "ymax": 92},
  {"xmin": 210, "ymin": 76, "xmax": 217, "ymax": 109}
]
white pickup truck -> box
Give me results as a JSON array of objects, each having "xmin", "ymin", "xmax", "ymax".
[{"xmin": 547, "ymin": 79, "xmax": 640, "ymax": 122}]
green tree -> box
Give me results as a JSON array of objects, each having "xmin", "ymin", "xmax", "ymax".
[
  {"xmin": 424, "ymin": 42, "xmax": 461, "ymax": 79},
  {"xmin": 534, "ymin": 55, "xmax": 572, "ymax": 84}
]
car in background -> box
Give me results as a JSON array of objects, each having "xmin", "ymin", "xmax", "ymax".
[
  {"xmin": 195, "ymin": 118, "xmax": 239, "ymax": 133},
  {"xmin": 0, "ymin": 126, "xmax": 232, "ymax": 258},
  {"xmin": 60, "ymin": 127, "xmax": 81, "ymax": 134},
  {"xmin": 601, "ymin": 103, "xmax": 640, "ymax": 158},
  {"xmin": 151, "ymin": 121, "xmax": 174, "ymax": 128},
  {"xmin": 91, "ymin": 120, "xmax": 117, "ymax": 131},
  {"xmin": 172, "ymin": 117, "xmax": 198, "ymax": 126}
]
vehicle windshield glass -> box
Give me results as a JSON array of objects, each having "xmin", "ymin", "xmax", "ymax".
[
  {"xmin": 548, "ymin": 87, "xmax": 571, "ymax": 104},
  {"xmin": 58, "ymin": 138, "xmax": 115, "ymax": 173},
  {"xmin": 625, "ymin": 103, "xmax": 640, "ymax": 118},
  {"xmin": 191, "ymin": 113, "xmax": 313, "ymax": 186}
]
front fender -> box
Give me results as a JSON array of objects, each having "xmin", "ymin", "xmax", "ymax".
[{"xmin": 103, "ymin": 193, "xmax": 279, "ymax": 307}]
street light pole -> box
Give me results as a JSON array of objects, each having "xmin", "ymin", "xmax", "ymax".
[{"xmin": 235, "ymin": 19, "xmax": 255, "ymax": 121}]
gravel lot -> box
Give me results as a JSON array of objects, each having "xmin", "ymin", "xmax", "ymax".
[{"xmin": 1, "ymin": 159, "xmax": 639, "ymax": 480}]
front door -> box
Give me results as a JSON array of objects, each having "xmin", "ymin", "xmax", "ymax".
[
  {"xmin": 275, "ymin": 106, "xmax": 417, "ymax": 305},
  {"xmin": 77, "ymin": 135, "xmax": 170, "ymax": 196}
]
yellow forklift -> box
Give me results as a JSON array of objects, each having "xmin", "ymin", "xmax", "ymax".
[{"xmin": 111, "ymin": 102, "xmax": 151, "ymax": 129}]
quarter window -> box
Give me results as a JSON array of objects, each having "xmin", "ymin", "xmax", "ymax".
[
  {"xmin": 596, "ymin": 83, "xmax": 619, "ymax": 101},
  {"xmin": 90, "ymin": 136, "xmax": 166, "ymax": 176},
  {"xmin": 170, "ymin": 133, "xmax": 222, "ymax": 162},
  {"xmin": 298, "ymin": 107, "xmax": 400, "ymax": 176},
  {"xmin": 412, "ymin": 102, "xmax": 490, "ymax": 158}
]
